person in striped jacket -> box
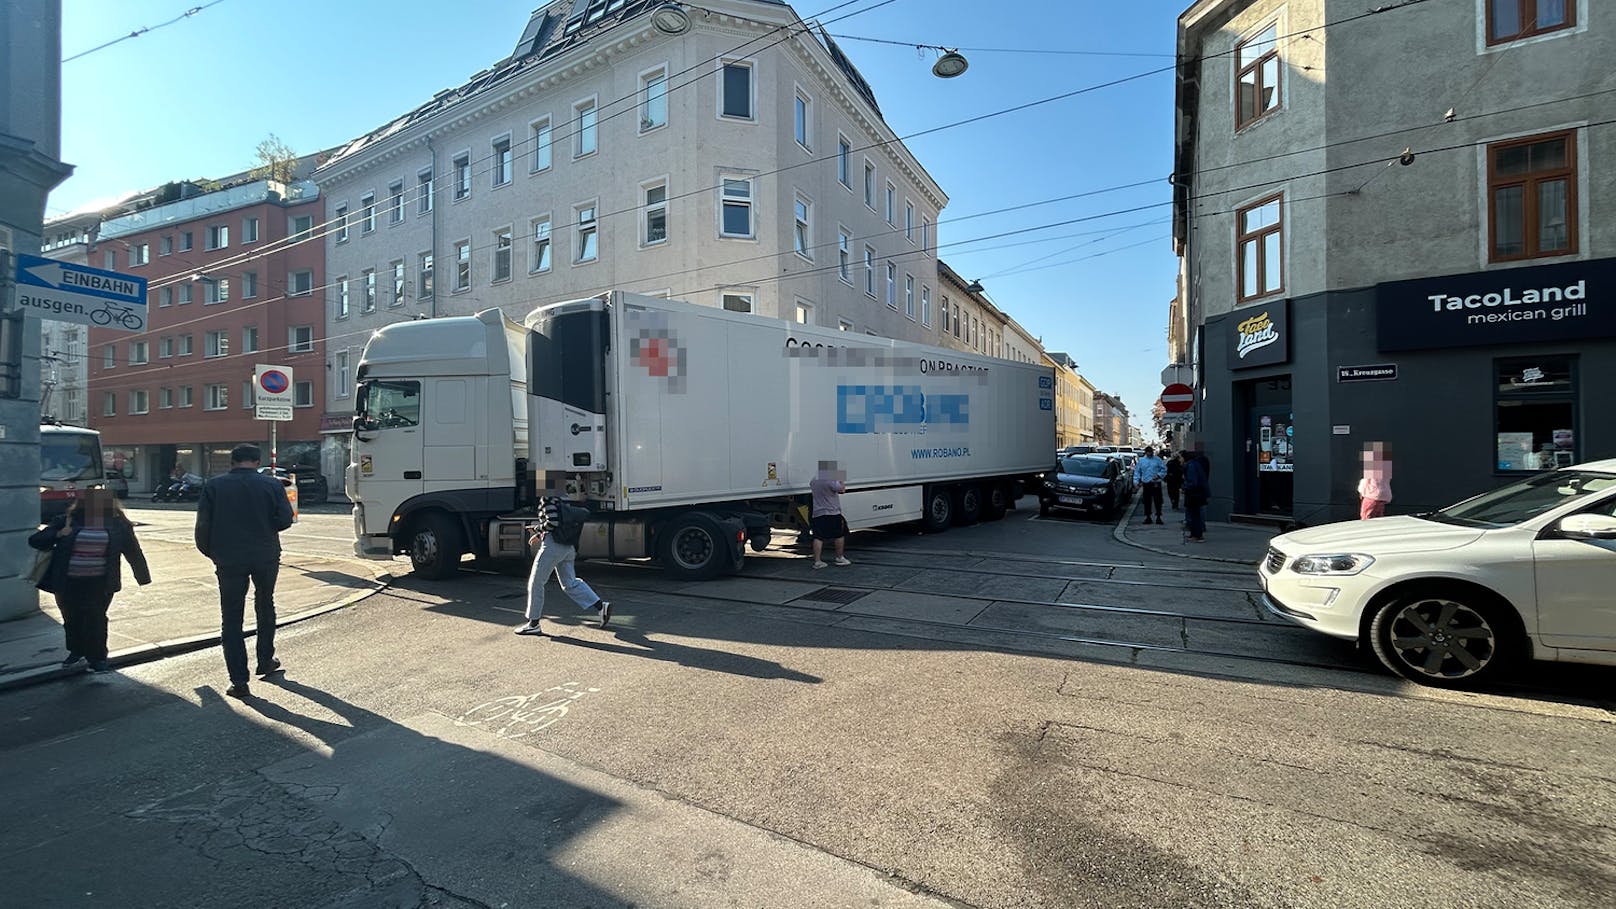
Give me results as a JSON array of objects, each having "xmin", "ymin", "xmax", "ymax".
[{"xmin": 514, "ymin": 495, "xmax": 611, "ymax": 636}]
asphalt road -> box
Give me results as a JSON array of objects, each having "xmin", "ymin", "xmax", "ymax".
[{"xmin": 3, "ymin": 507, "xmax": 1613, "ymax": 908}]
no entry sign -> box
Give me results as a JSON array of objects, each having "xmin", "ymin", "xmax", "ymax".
[{"xmin": 1160, "ymin": 383, "xmax": 1194, "ymax": 413}]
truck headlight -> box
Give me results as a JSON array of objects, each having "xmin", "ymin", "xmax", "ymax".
[{"xmin": 1291, "ymin": 553, "xmax": 1375, "ymax": 576}]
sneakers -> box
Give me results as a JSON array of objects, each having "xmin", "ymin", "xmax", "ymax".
[
  {"xmin": 514, "ymin": 620, "xmax": 545, "ymax": 636},
  {"xmin": 833, "ymin": 556, "xmax": 852, "ymax": 566},
  {"xmin": 87, "ymin": 659, "xmax": 112, "ymax": 673},
  {"xmin": 812, "ymin": 560, "xmax": 828, "ymax": 570},
  {"xmin": 225, "ymin": 683, "xmax": 251, "ymax": 699},
  {"xmin": 60, "ymin": 653, "xmax": 85, "ymax": 669},
  {"xmin": 255, "ymin": 658, "xmax": 282, "ymax": 678},
  {"xmin": 595, "ymin": 601, "xmax": 612, "ymax": 629}
]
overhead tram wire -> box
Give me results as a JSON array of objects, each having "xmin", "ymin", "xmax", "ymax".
[{"xmin": 62, "ymin": 1, "xmax": 230, "ymax": 64}]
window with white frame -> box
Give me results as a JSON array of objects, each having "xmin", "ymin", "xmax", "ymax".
[
  {"xmin": 575, "ymin": 204, "xmax": 598, "ymax": 263},
  {"xmin": 207, "ymin": 225, "xmax": 228, "ymax": 250},
  {"xmin": 1236, "ymin": 193, "xmax": 1283, "ymax": 301},
  {"xmin": 795, "ymin": 301, "xmax": 813, "ymax": 325},
  {"xmin": 793, "ymin": 89, "xmax": 811, "ymax": 149},
  {"xmin": 361, "ymin": 193, "xmax": 376, "ymax": 232},
  {"xmin": 493, "ymin": 137, "xmax": 512, "ymax": 186},
  {"xmin": 291, "ymin": 214, "xmax": 313, "ymax": 240},
  {"xmin": 904, "ymin": 274, "xmax": 916, "ymax": 319},
  {"xmin": 242, "ymin": 271, "xmax": 258, "ymax": 298},
  {"xmin": 103, "ymin": 392, "xmax": 115, "ymax": 417},
  {"xmin": 336, "ymin": 352, "xmax": 350, "ymax": 397},
  {"xmin": 104, "ymin": 250, "xmax": 115, "ymax": 269},
  {"xmin": 885, "ymin": 182, "xmax": 896, "ymax": 225},
  {"xmin": 160, "ymin": 286, "xmax": 173, "ymax": 307},
  {"xmin": 720, "ymin": 177, "xmax": 753, "ymax": 238},
  {"xmin": 178, "ymin": 284, "xmax": 193, "ymax": 305},
  {"xmin": 1236, "ymin": 22, "xmax": 1281, "ymax": 129},
  {"xmin": 242, "ymin": 325, "xmax": 259, "ymax": 353},
  {"xmin": 178, "ymin": 385, "xmax": 193, "ymax": 408},
  {"xmin": 389, "ymin": 182, "xmax": 404, "ymax": 223},
  {"xmin": 391, "ymin": 260, "xmax": 405, "ymax": 305},
  {"xmin": 178, "ymin": 334, "xmax": 193, "ymax": 355},
  {"xmin": 160, "ymin": 387, "xmax": 173, "ymax": 409},
  {"xmin": 454, "ymin": 240, "xmax": 471, "ymax": 289},
  {"xmin": 922, "ymin": 216, "xmax": 932, "ymax": 252},
  {"xmin": 130, "ymin": 243, "xmax": 149, "ymax": 266},
  {"xmin": 242, "ymin": 381, "xmax": 254, "ymax": 409},
  {"xmin": 921, "ymin": 285, "xmax": 932, "ymax": 327},
  {"xmin": 864, "ymin": 246, "xmax": 877, "ymax": 297},
  {"xmin": 418, "ymin": 168, "xmax": 434, "ymax": 213},
  {"xmin": 864, "ymin": 161, "xmax": 876, "ymax": 209},
  {"xmin": 941, "ymin": 296, "xmax": 951, "ymax": 334},
  {"xmin": 454, "ymin": 154, "xmax": 471, "ymax": 200},
  {"xmin": 493, "ymin": 228, "xmax": 513, "ymax": 281},
  {"xmin": 160, "ymin": 235, "xmax": 173, "ymax": 256},
  {"xmin": 289, "ymin": 326, "xmax": 314, "ymax": 353},
  {"xmin": 243, "ymin": 216, "xmax": 259, "ymax": 243},
  {"xmin": 363, "ymin": 269, "xmax": 377, "ymax": 310},
  {"xmin": 793, "ymin": 195, "xmax": 811, "ymax": 258},
  {"xmin": 575, "ymin": 100, "xmax": 598, "ymax": 157},
  {"xmin": 295, "ymin": 381, "xmax": 314, "ymax": 408},
  {"xmin": 418, "ymin": 252, "xmax": 434, "ymax": 298},
  {"xmin": 129, "ymin": 389, "xmax": 148, "ymax": 415},
  {"xmin": 905, "ymin": 201, "xmax": 914, "ymax": 242},
  {"xmin": 204, "ymin": 384, "xmax": 229, "ymax": 411},
  {"xmin": 530, "ymin": 218, "xmax": 552, "ymax": 273},
  {"xmin": 335, "ymin": 204, "xmax": 349, "ymax": 242},
  {"xmin": 722, "ymin": 291, "xmax": 753, "ymax": 313},
  {"xmin": 641, "ymin": 69, "xmax": 668, "ymax": 131},
  {"xmin": 838, "ymin": 229, "xmax": 852, "ymax": 283},
  {"xmin": 204, "ymin": 278, "xmax": 229, "ymax": 304},
  {"xmin": 838, "ymin": 137, "xmax": 851, "ymax": 187},
  {"xmin": 129, "ymin": 340, "xmax": 148, "ymax": 365},
  {"xmin": 180, "ymin": 231, "xmax": 193, "ymax": 251},
  {"xmin": 720, "ymin": 61, "xmax": 753, "ymax": 119},
  {"xmin": 644, "ymin": 183, "xmax": 668, "ymax": 245},
  {"xmin": 886, "ymin": 263, "xmax": 897, "ymax": 308},
  {"xmin": 205, "ymin": 330, "xmax": 228, "ymax": 358},
  {"xmin": 160, "ymin": 337, "xmax": 174, "ymax": 358},
  {"xmin": 336, "ymin": 276, "xmax": 350, "ymax": 318},
  {"xmin": 531, "ymin": 118, "xmax": 552, "ymax": 172}
]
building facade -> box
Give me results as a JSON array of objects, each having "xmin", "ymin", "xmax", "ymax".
[
  {"xmin": 1094, "ymin": 392, "xmax": 1130, "ymax": 446},
  {"xmin": 313, "ymin": 0, "xmax": 958, "ymax": 481},
  {"xmin": 88, "ymin": 180, "xmax": 325, "ymax": 491},
  {"xmin": 1172, "ymin": 0, "xmax": 1612, "ymax": 523}
]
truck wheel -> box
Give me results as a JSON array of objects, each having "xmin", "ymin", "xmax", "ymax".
[
  {"xmin": 982, "ymin": 483, "xmax": 1009, "ymax": 521},
  {"xmin": 660, "ymin": 513, "xmax": 726, "ymax": 581},
  {"xmin": 922, "ymin": 486, "xmax": 953, "ymax": 533},
  {"xmin": 954, "ymin": 485, "xmax": 983, "ymax": 526},
  {"xmin": 407, "ymin": 512, "xmax": 464, "ymax": 580}
]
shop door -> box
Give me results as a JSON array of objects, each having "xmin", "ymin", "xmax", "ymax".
[{"xmin": 1250, "ymin": 408, "xmax": 1295, "ymax": 513}]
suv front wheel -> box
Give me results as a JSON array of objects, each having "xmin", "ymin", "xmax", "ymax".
[{"xmin": 1368, "ymin": 591, "xmax": 1516, "ymax": 688}]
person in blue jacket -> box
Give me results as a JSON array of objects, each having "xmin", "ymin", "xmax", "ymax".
[
  {"xmin": 1133, "ymin": 447, "xmax": 1168, "ymax": 524},
  {"xmin": 1182, "ymin": 446, "xmax": 1212, "ymax": 543}
]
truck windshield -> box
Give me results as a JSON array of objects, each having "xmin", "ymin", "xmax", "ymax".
[
  {"xmin": 355, "ymin": 380, "xmax": 421, "ymax": 430},
  {"xmin": 42, "ymin": 432, "xmax": 104, "ymax": 482}
]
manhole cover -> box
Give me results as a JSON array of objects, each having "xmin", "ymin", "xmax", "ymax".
[{"xmin": 795, "ymin": 587, "xmax": 868, "ymax": 605}]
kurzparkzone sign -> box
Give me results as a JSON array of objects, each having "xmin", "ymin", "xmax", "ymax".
[{"xmin": 1376, "ymin": 257, "xmax": 1616, "ymax": 352}]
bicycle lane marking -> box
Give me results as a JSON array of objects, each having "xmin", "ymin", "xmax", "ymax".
[{"xmin": 455, "ymin": 682, "xmax": 601, "ymax": 740}]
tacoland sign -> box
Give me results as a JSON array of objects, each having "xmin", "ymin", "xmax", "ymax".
[
  {"xmin": 1228, "ymin": 298, "xmax": 1289, "ymax": 369},
  {"xmin": 1376, "ymin": 257, "xmax": 1616, "ymax": 352}
]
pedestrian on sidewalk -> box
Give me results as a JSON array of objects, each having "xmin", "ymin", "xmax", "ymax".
[
  {"xmin": 1358, "ymin": 441, "xmax": 1394, "ymax": 520},
  {"xmin": 809, "ymin": 460, "xmax": 852, "ymax": 569},
  {"xmin": 1133, "ymin": 447, "xmax": 1167, "ymax": 524},
  {"xmin": 195, "ymin": 444, "xmax": 294, "ymax": 699},
  {"xmin": 514, "ymin": 495, "xmax": 611, "ymax": 637},
  {"xmin": 1165, "ymin": 450, "xmax": 1184, "ymax": 511},
  {"xmin": 1183, "ymin": 445, "xmax": 1211, "ymax": 543},
  {"xmin": 29, "ymin": 488, "xmax": 151, "ymax": 673}
]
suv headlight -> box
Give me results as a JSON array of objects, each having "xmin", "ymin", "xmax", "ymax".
[{"xmin": 1291, "ymin": 553, "xmax": 1375, "ymax": 575}]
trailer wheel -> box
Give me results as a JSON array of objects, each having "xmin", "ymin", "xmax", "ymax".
[
  {"xmin": 921, "ymin": 486, "xmax": 953, "ymax": 533},
  {"xmin": 954, "ymin": 485, "xmax": 983, "ymax": 526},
  {"xmin": 659, "ymin": 513, "xmax": 726, "ymax": 581},
  {"xmin": 407, "ymin": 512, "xmax": 464, "ymax": 580},
  {"xmin": 983, "ymin": 483, "xmax": 1010, "ymax": 521}
]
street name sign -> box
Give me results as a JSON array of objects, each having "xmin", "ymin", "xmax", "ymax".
[
  {"xmin": 254, "ymin": 365, "xmax": 294, "ymax": 421},
  {"xmin": 1337, "ymin": 364, "xmax": 1399, "ymax": 383},
  {"xmin": 14, "ymin": 253, "xmax": 148, "ymax": 332}
]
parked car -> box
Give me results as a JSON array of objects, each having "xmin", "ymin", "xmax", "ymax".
[
  {"xmin": 1058, "ymin": 445, "xmax": 1096, "ymax": 458},
  {"xmin": 260, "ymin": 465, "xmax": 328, "ymax": 505},
  {"xmin": 1040, "ymin": 454, "xmax": 1127, "ymax": 520},
  {"xmin": 1261, "ymin": 460, "xmax": 1616, "ymax": 688}
]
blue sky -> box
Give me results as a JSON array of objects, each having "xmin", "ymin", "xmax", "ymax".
[{"xmin": 53, "ymin": 0, "xmax": 1183, "ymax": 436}]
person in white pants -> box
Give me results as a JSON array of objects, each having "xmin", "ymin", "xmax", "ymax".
[{"xmin": 514, "ymin": 496, "xmax": 610, "ymax": 636}]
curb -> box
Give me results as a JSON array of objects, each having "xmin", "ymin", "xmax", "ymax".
[
  {"xmin": 0, "ymin": 574, "xmax": 394, "ymax": 694},
  {"xmin": 1111, "ymin": 499, "xmax": 1257, "ymax": 566}
]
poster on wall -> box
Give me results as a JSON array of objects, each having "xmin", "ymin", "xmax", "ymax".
[{"xmin": 1496, "ymin": 432, "xmax": 1535, "ymax": 472}]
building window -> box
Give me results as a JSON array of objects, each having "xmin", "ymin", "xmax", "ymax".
[
  {"xmin": 922, "ymin": 217, "xmax": 932, "ymax": 253},
  {"xmin": 418, "ymin": 168, "xmax": 434, "ymax": 213},
  {"xmin": 641, "ymin": 69, "xmax": 668, "ymax": 131},
  {"xmin": 795, "ymin": 301, "xmax": 813, "ymax": 325},
  {"xmin": 1488, "ymin": 130, "xmax": 1576, "ymax": 262},
  {"xmin": 295, "ymin": 381, "xmax": 314, "ymax": 408},
  {"xmin": 242, "ymin": 271, "xmax": 258, "ymax": 298},
  {"xmin": 291, "ymin": 214, "xmax": 313, "ymax": 240},
  {"xmin": 721, "ymin": 61, "xmax": 753, "ymax": 119},
  {"xmin": 921, "ymin": 286, "xmax": 932, "ymax": 327},
  {"xmin": 941, "ymin": 297, "xmax": 951, "ymax": 334},
  {"xmin": 207, "ymin": 225, "xmax": 228, "ymax": 250},
  {"xmin": 838, "ymin": 137, "xmax": 851, "ymax": 187},
  {"xmin": 391, "ymin": 260, "xmax": 405, "ymax": 306},
  {"xmin": 905, "ymin": 202, "xmax": 914, "ymax": 242},
  {"xmin": 175, "ymin": 385, "xmax": 192, "ymax": 408},
  {"xmin": 531, "ymin": 119, "xmax": 552, "ymax": 172},
  {"xmin": 243, "ymin": 217, "xmax": 259, "ymax": 243},
  {"xmin": 336, "ymin": 276, "xmax": 350, "ymax": 319},
  {"xmin": 160, "ymin": 337, "xmax": 174, "ymax": 358},
  {"xmin": 242, "ymin": 325, "xmax": 259, "ymax": 353},
  {"xmin": 204, "ymin": 384, "xmax": 229, "ymax": 411},
  {"xmin": 530, "ymin": 219, "xmax": 552, "ymax": 273},
  {"xmin": 838, "ymin": 229, "xmax": 852, "ymax": 283},
  {"xmin": 160, "ymin": 286, "xmax": 173, "ymax": 308},
  {"xmin": 886, "ymin": 263, "xmax": 897, "ymax": 309},
  {"xmin": 129, "ymin": 390, "xmax": 148, "ymax": 415},
  {"xmin": 179, "ymin": 284, "xmax": 193, "ymax": 305},
  {"xmin": 864, "ymin": 161, "xmax": 876, "ymax": 209},
  {"xmin": 419, "ymin": 252, "xmax": 434, "ymax": 298},
  {"xmin": 130, "ymin": 243, "xmax": 149, "ymax": 266},
  {"xmin": 335, "ymin": 204, "xmax": 349, "ymax": 242},
  {"xmin": 1236, "ymin": 23, "xmax": 1281, "ymax": 129},
  {"xmin": 204, "ymin": 278, "xmax": 229, "ymax": 304},
  {"xmin": 493, "ymin": 137, "xmax": 512, "ymax": 186},
  {"xmin": 1236, "ymin": 193, "xmax": 1283, "ymax": 302},
  {"xmin": 179, "ymin": 334, "xmax": 193, "ymax": 356},
  {"xmin": 205, "ymin": 330, "xmax": 229, "ymax": 358},
  {"xmin": 454, "ymin": 240, "xmax": 472, "ymax": 289},
  {"xmin": 493, "ymin": 229, "xmax": 513, "ymax": 282},
  {"xmin": 361, "ymin": 193, "xmax": 376, "ymax": 232},
  {"xmin": 793, "ymin": 89, "xmax": 811, "ymax": 149},
  {"xmin": 160, "ymin": 235, "xmax": 173, "ymax": 256},
  {"xmin": 180, "ymin": 231, "xmax": 193, "ymax": 251},
  {"xmin": 722, "ymin": 291, "xmax": 753, "ymax": 313},
  {"xmin": 575, "ymin": 204, "xmax": 598, "ymax": 263},
  {"xmin": 885, "ymin": 183, "xmax": 896, "ymax": 225},
  {"xmin": 389, "ymin": 182, "xmax": 404, "ymax": 223},
  {"xmin": 720, "ymin": 177, "xmax": 753, "ymax": 238},
  {"xmin": 904, "ymin": 274, "xmax": 916, "ymax": 319},
  {"xmin": 289, "ymin": 326, "xmax": 314, "ymax": 353},
  {"xmin": 1495, "ymin": 356, "xmax": 1577, "ymax": 471},
  {"xmin": 103, "ymin": 392, "xmax": 115, "ymax": 417},
  {"xmin": 160, "ymin": 387, "xmax": 173, "ymax": 409},
  {"xmin": 793, "ymin": 196, "xmax": 812, "ymax": 259},
  {"xmin": 864, "ymin": 246, "xmax": 877, "ymax": 297},
  {"xmin": 839, "ymin": 318, "xmax": 853, "ymax": 332},
  {"xmin": 129, "ymin": 341, "xmax": 148, "ymax": 365},
  {"xmin": 363, "ymin": 269, "xmax": 377, "ymax": 311},
  {"xmin": 242, "ymin": 381, "xmax": 255, "ymax": 409},
  {"xmin": 1488, "ymin": 0, "xmax": 1575, "ymax": 44},
  {"xmin": 336, "ymin": 352, "xmax": 350, "ymax": 397},
  {"xmin": 104, "ymin": 250, "xmax": 115, "ymax": 269},
  {"xmin": 643, "ymin": 183, "xmax": 668, "ymax": 245},
  {"xmin": 575, "ymin": 100, "xmax": 598, "ymax": 157},
  {"xmin": 454, "ymin": 154, "xmax": 471, "ymax": 200}
]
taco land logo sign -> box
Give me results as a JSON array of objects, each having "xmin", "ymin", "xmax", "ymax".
[
  {"xmin": 1228, "ymin": 299, "xmax": 1289, "ymax": 369},
  {"xmin": 1236, "ymin": 311, "xmax": 1280, "ymax": 359}
]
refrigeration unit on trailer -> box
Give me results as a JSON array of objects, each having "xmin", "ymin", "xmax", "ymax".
[{"xmin": 349, "ymin": 293, "xmax": 1055, "ymax": 579}]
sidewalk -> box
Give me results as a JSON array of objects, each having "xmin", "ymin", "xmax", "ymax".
[
  {"xmin": 1113, "ymin": 498, "xmax": 1278, "ymax": 566},
  {"xmin": 0, "ymin": 536, "xmax": 391, "ymax": 691}
]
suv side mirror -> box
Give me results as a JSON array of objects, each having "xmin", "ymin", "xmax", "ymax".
[{"xmin": 1555, "ymin": 513, "xmax": 1616, "ymax": 540}]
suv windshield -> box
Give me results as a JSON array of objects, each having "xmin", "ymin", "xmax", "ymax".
[
  {"xmin": 1429, "ymin": 470, "xmax": 1616, "ymax": 528},
  {"xmin": 1058, "ymin": 457, "xmax": 1111, "ymax": 478}
]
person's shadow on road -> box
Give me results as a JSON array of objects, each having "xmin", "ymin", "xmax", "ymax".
[{"xmin": 547, "ymin": 626, "xmax": 823, "ymax": 683}]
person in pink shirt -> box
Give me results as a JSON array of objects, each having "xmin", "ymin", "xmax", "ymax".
[{"xmin": 1357, "ymin": 442, "xmax": 1393, "ymax": 520}]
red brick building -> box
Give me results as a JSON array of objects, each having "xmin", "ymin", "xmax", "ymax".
[{"xmin": 88, "ymin": 180, "xmax": 326, "ymax": 491}]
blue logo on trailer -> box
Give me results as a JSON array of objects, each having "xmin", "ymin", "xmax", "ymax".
[
  {"xmin": 837, "ymin": 385, "xmax": 969, "ymax": 434},
  {"xmin": 1039, "ymin": 398, "xmax": 1053, "ymax": 411},
  {"xmin": 1038, "ymin": 375, "xmax": 1053, "ymax": 389}
]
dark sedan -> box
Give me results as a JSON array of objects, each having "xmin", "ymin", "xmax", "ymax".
[
  {"xmin": 1039, "ymin": 454, "xmax": 1127, "ymax": 519},
  {"xmin": 258, "ymin": 465, "xmax": 329, "ymax": 504}
]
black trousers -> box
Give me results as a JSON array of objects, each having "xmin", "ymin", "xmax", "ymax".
[
  {"xmin": 57, "ymin": 579, "xmax": 114, "ymax": 661},
  {"xmin": 217, "ymin": 559, "xmax": 280, "ymax": 684},
  {"xmin": 1166, "ymin": 480, "xmax": 1182, "ymax": 509},
  {"xmin": 1141, "ymin": 482, "xmax": 1164, "ymax": 519}
]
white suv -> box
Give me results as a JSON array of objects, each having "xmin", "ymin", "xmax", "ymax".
[{"xmin": 1261, "ymin": 460, "xmax": 1616, "ymax": 687}]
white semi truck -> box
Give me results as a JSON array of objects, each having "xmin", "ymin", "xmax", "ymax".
[{"xmin": 349, "ymin": 292, "xmax": 1056, "ymax": 580}]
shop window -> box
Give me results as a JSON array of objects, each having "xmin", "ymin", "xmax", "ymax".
[{"xmin": 1495, "ymin": 355, "xmax": 1576, "ymax": 472}]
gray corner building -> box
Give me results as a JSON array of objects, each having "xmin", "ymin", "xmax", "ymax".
[{"xmin": 1170, "ymin": 0, "xmax": 1613, "ymax": 524}]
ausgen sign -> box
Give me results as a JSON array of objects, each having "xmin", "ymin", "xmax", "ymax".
[{"xmin": 13, "ymin": 253, "xmax": 149, "ymax": 333}]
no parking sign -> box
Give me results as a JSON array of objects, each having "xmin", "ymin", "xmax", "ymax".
[{"xmin": 254, "ymin": 365, "xmax": 294, "ymax": 421}]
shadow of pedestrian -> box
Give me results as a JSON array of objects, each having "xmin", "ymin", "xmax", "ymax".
[{"xmin": 548, "ymin": 628, "xmax": 823, "ymax": 683}]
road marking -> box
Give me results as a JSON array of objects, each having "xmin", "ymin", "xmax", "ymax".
[{"xmin": 455, "ymin": 682, "xmax": 599, "ymax": 739}]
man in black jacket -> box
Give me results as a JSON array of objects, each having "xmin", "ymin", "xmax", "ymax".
[{"xmin": 196, "ymin": 444, "xmax": 295, "ymax": 698}]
